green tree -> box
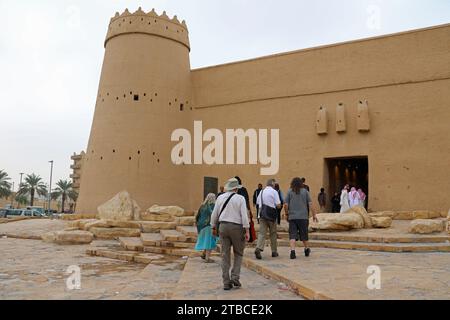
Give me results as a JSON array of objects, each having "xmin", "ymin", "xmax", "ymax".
[
  {"xmin": 0, "ymin": 170, "xmax": 12, "ymax": 199},
  {"xmin": 15, "ymin": 194, "xmax": 28, "ymax": 208},
  {"xmin": 17, "ymin": 174, "xmax": 47, "ymax": 206},
  {"xmin": 52, "ymin": 180, "xmax": 77, "ymax": 213}
]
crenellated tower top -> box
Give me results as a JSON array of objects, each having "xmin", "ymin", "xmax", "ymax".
[{"xmin": 105, "ymin": 7, "xmax": 190, "ymax": 50}]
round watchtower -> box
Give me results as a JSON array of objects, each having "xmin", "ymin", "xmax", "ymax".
[{"xmin": 76, "ymin": 8, "xmax": 192, "ymax": 214}]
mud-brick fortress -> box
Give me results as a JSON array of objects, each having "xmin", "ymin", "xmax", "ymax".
[{"xmin": 74, "ymin": 7, "xmax": 450, "ymax": 215}]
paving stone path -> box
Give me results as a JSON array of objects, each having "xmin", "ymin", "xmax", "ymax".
[
  {"xmin": 172, "ymin": 256, "xmax": 302, "ymax": 300},
  {"xmin": 243, "ymin": 247, "xmax": 450, "ymax": 300},
  {"xmin": 1, "ymin": 219, "xmax": 448, "ymax": 300},
  {"xmin": 0, "ymin": 237, "xmax": 301, "ymax": 300}
]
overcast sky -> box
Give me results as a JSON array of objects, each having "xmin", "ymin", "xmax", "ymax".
[{"xmin": 1, "ymin": 0, "xmax": 449, "ymax": 190}]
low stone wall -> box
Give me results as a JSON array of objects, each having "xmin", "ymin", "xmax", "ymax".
[{"xmin": 369, "ymin": 210, "xmax": 444, "ymax": 220}]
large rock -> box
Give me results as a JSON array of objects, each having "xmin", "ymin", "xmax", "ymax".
[
  {"xmin": 41, "ymin": 230, "xmax": 94, "ymax": 245},
  {"xmin": 177, "ymin": 216, "xmax": 196, "ymax": 226},
  {"xmin": 139, "ymin": 211, "xmax": 176, "ymax": 222},
  {"xmin": 139, "ymin": 221, "xmax": 178, "ymax": 233},
  {"xmin": 310, "ymin": 213, "xmax": 364, "ymax": 231},
  {"xmin": 83, "ymin": 220, "xmax": 110, "ymax": 231},
  {"xmin": 147, "ymin": 205, "xmax": 185, "ymax": 217},
  {"xmin": 90, "ymin": 227, "xmax": 141, "ymax": 239},
  {"xmin": 67, "ymin": 219, "xmax": 98, "ymax": 230},
  {"xmin": 105, "ymin": 220, "xmax": 141, "ymax": 229},
  {"xmin": 82, "ymin": 219, "xmax": 142, "ymax": 230},
  {"xmin": 370, "ymin": 217, "xmax": 393, "ymax": 228},
  {"xmin": 97, "ymin": 191, "xmax": 141, "ymax": 221},
  {"xmin": 345, "ymin": 206, "xmax": 372, "ymax": 228},
  {"xmin": 408, "ymin": 219, "xmax": 445, "ymax": 234},
  {"xmin": 79, "ymin": 219, "xmax": 100, "ymax": 230}
]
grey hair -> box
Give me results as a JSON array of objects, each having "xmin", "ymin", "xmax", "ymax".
[
  {"xmin": 266, "ymin": 178, "xmax": 276, "ymax": 186},
  {"xmin": 202, "ymin": 193, "xmax": 216, "ymax": 206}
]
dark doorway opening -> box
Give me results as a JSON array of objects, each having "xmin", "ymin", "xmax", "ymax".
[
  {"xmin": 325, "ymin": 156, "xmax": 369, "ymax": 209},
  {"xmin": 203, "ymin": 177, "xmax": 219, "ymax": 199}
]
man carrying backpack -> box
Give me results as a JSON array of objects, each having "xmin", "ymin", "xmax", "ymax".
[{"xmin": 255, "ymin": 178, "xmax": 282, "ymax": 260}]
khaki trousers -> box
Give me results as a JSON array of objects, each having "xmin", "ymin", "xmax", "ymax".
[
  {"xmin": 256, "ymin": 218, "xmax": 278, "ymax": 253},
  {"xmin": 219, "ymin": 222, "xmax": 246, "ymax": 285}
]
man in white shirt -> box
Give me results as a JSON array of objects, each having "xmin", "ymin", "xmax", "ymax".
[
  {"xmin": 211, "ymin": 177, "xmax": 250, "ymax": 290},
  {"xmin": 255, "ymin": 178, "xmax": 281, "ymax": 259}
]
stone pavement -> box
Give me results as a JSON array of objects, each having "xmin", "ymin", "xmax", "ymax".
[
  {"xmin": 110, "ymin": 261, "xmax": 186, "ymax": 300},
  {"xmin": 1, "ymin": 219, "xmax": 449, "ymax": 300},
  {"xmin": 0, "ymin": 237, "xmax": 301, "ymax": 300},
  {"xmin": 243, "ymin": 248, "xmax": 450, "ymax": 300},
  {"xmin": 172, "ymin": 256, "xmax": 302, "ymax": 300},
  {"xmin": 0, "ymin": 238, "xmax": 184, "ymax": 300}
]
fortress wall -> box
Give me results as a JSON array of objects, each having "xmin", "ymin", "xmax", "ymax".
[
  {"xmin": 185, "ymin": 24, "xmax": 450, "ymax": 212},
  {"xmin": 190, "ymin": 78, "xmax": 450, "ymax": 212},
  {"xmin": 191, "ymin": 24, "xmax": 450, "ymax": 109}
]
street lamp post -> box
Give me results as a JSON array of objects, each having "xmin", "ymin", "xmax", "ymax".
[
  {"xmin": 19, "ymin": 172, "xmax": 24, "ymax": 187},
  {"xmin": 10, "ymin": 182, "xmax": 15, "ymax": 207},
  {"xmin": 48, "ymin": 161, "xmax": 54, "ymax": 218}
]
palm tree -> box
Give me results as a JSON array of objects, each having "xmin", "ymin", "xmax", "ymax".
[
  {"xmin": 15, "ymin": 194, "xmax": 28, "ymax": 208},
  {"xmin": 52, "ymin": 180, "xmax": 77, "ymax": 213},
  {"xmin": 0, "ymin": 170, "xmax": 12, "ymax": 199},
  {"xmin": 17, "ymin": 174, "xmax": 47, "ymax": 206}
]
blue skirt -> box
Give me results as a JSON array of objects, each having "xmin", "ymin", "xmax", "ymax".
[{"xmin": 195, "ymin": 225, "xmax": 218, "ymax": 251}]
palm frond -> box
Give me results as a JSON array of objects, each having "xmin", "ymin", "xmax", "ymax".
[
  {"xmin": 17, "ymin": 173, "xmax": 48, "ymax": 198},
  {"xmin": 0, "ymin": 169, "xmax": 12, "ymax": 199}
]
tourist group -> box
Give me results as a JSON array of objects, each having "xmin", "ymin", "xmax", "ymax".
[{"xmin": 194, "ymin": 175, "xmax": 368, "ymax": 290}]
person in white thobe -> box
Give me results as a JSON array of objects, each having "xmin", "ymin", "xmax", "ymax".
[{"xmin": 340, "ymin": 185, "xmax": 351, "ymax": 213}]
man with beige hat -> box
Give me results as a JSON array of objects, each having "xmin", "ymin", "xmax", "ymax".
[{"xmin": 211, "ymin": 177, "xmax": 250, "ymax": 290}]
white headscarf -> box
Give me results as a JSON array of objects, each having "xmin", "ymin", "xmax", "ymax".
[{"xmin": 202, "ymin": 193, "xmax": 216, "ymax": 206}]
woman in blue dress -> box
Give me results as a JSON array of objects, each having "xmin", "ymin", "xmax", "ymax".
[{"xmin": 195, "ymin": 193, "xmax": 217, "ymax": 263}]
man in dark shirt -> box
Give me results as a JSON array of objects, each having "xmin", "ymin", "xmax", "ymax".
[
  {"xmin": 274, "ymin": 183, "xmax": 284, "ymax": 225},
  {"xmin": 331, "ymin": 192, "xmax": 341, "ymax": 213},
  {"xmin": 301, "ymin": 178, "xmax": 310, "ymax": 214},
  {"xmin": 218, "ymin": 186, "xmax": 225, "ymax": 197},
  {"xmin": 301, "ymin": 178, "xmax": 310, "ymax": 192},
  {"xmin": 252, "ymin": 183, "xmax": 263, "ymax": 222},
  {"xmin": 235, "ymin": 177, "xmax": 250, "ymax": 210},
  {"xmin": 318, "ymin": 188, "xmax": 327, "ymax": 212}
]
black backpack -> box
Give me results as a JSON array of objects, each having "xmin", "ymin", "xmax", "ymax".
[{"xmin": 259, "ymin": 189, "xmax": 278, "ymax": 222}]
